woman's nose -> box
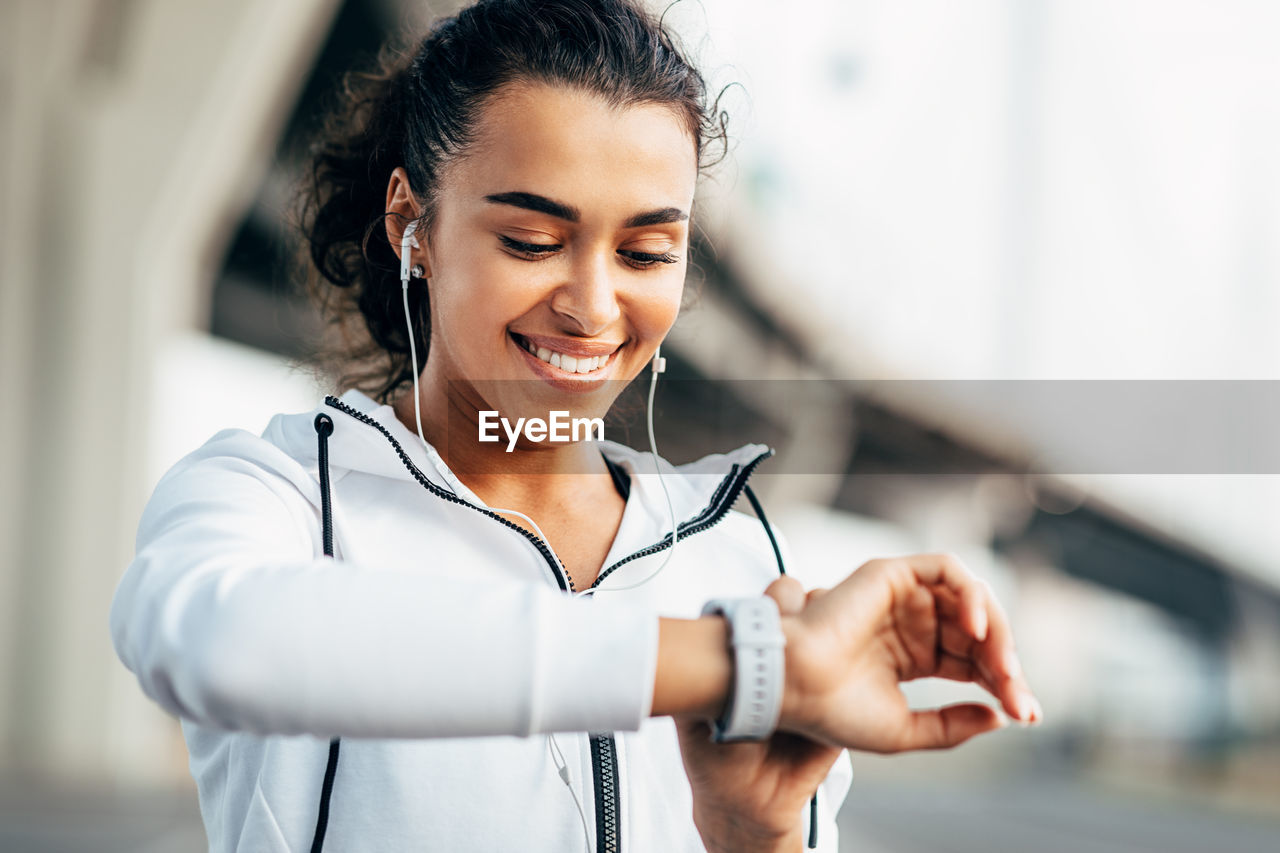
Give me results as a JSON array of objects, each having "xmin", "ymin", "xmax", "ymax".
[{"xmin": 548, "ymin": 249, "xmax": 623, "ymax": 335}]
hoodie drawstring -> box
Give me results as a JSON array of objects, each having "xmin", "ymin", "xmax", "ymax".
[
  {"xmin": 311, "ymin": 414, "xmax": 340, "ymax": 853},
  {"xmin": 743, "ymin": 484, "xmax": 820, "ymax": 850}
]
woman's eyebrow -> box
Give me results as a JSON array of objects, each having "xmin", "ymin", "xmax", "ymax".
[{"xmin": 483, "ymin": 191, "xmax": 688, "ymax": 228}]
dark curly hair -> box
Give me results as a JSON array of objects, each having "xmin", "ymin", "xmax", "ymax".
[{"xmin": 295, "ymin": 0, "xmax": 731, "ymax": 402}]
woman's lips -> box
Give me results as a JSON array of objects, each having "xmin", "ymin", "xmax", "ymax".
[{"xmin": 510, "ymin": 332, "xmax": 621, "ymax": 377}]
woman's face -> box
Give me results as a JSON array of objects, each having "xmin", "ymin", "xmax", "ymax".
[{"xmin": 402, "ymin": 81, "xmax": 698, "ymax": 431}]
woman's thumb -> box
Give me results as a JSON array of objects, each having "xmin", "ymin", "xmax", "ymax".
[{"xmin": 764, "ymin": 575, "xmax": 807, "ymax": 616}]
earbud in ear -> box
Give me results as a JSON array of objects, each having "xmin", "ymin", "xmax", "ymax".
[
  {"xmin": 400, "ymin": 220, "xmax": 422, "ymax": 285},
  {"xmin": 651, "ymin": 346, "xmax": 667, "ymax": 374}
]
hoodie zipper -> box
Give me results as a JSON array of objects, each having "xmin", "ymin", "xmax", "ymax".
[
  {"xmin": 582, "ymin": 451, "xmax": 768, "ymax": 852},
  {"xmin": 323, "ymin": 395, "xmax": 770, "ymax": 851},
  {"xmin": 589, "ymin": 734, "xmax": 620, "ymax": 852},
  {"xmin": 589, "ymin": 451, "xmax": 770, "ymax": 590}
]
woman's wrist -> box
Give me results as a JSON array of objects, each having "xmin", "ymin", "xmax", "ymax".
[
  {"xmin": 691, "ymin": 802, "xmax": 804, "ymax": 853},
  {"xmin": 654, "ymin": 610, "xmax": 810, "ymax": 733},
  {"xmin": 652, "ymin": 616, "xmax": 732, "ymax": 720},
  {"xmin": 775, "ymin": 614, "xmax": 810, "ymax": 734}
]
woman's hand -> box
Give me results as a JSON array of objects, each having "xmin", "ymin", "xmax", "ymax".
[
  {"xmin": 779, "ymin": 553, "xmax": 1041, "ymax": 752},
  {"xmin": 675, "ymin": 577, "xmax": 843, "ymax": 853},
  {"xmin": 673, "ymin": 555, "xmax": 1038, "ymax": 851}
]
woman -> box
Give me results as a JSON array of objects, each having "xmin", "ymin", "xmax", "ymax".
[{"xmin": 110, "ymin": 1, "xmax": 1040, "ymax": 851}]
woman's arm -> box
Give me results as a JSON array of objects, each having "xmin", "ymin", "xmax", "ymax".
[
  {"xmin": 112, "ymin": 443, "xmax": 1036, "ymax": 752},
  {"xmin": 110, "ymin": 449, "xmax": 666, "ymax": 738},
  {"xmin": 652, "ymin": 617, "xmax": 732, "ymax": 719}
]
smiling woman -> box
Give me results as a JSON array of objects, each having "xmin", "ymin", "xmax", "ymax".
[
  {"xmin": 110, "ymin": 2, "xmax": 1040, "ymax": 852},
  {"xmin": 381, "ymin": 80, "xmax": 694, "ymax": 467},
  {"xmin": 301, "ymin": 3, "xmax": 724, "ymax": 408}
]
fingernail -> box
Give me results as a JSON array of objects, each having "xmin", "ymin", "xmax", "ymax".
[
  {"xmin": 1016, "ymin": 693, "xmax": 1033, "ymax": 722},
  {"xmin": 1031, "ymin": 697, "xmax": 1044, "ymax": 723},
  {"xmin": 975, "ymin": 609, "xmax": 989, "ymax": 642}
]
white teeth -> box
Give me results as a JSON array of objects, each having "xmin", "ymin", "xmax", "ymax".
[{"xmin": 519, "ymin": 336, "xmax": 612, "ymax": 374}]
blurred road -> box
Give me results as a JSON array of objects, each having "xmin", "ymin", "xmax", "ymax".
[
  {"xmin": 2, "ymin": 773, "xmax": 1278, "ymax": 852},
  {"xmin": 838, "ymin": 776, "xmax": 1280, "ymax": 853},
  {"xmin": 0, "ymin": 779, "xmax": 203, "ymax": 853}
]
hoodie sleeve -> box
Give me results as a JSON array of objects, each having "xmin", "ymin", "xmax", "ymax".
[{"xmin": 109, "ymin": 440, "xmax": 658, "ymax": 739}]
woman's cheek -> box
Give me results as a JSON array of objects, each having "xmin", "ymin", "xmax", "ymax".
[{"xmin": 642, "ymin": 274, "xmax": 684, "ymax": 337}]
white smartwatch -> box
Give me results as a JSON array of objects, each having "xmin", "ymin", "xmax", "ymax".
[{"xmin": 700, "ymin": 596, "xmax": 786, "ymax": 742}]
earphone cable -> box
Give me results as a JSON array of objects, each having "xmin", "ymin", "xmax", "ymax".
[
  {"xmin": 584, "ymin": 362, "xmax": 678, "ymax": 595},
  {"xmin": 547, "ymin": 734, "xmax": 594, "ymax": 853},
  {"xmin": 401, "ymin": 276, "xmax": 568, "ymax": 576}
]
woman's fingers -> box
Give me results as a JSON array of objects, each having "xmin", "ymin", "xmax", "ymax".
[
  {"xmin": 934, "ymin": 638, "xmax": 1040, "ymax": 724},
  {"xmin": 897, "ymin": 560, "xmax": 1041, "ymax": 724},
  {"xmin": 958, "ymin": 598, "xmax": 1041, "ymax": 723},
  {"xmin": 894, "ymin": 702, "xmax": 1005, "ymax": 752},
  {"xmin": 960, "ymin": 580, "xmax": 988, "ymax": 643},
  {"xmin": 967, "ymin": 585, "xmax": 1042, "ymax": 723},
  {"xmin": 938, "ymin": 618, "xmax": 976, "ymax": 661},
  {"xmin": 891, "ymin": 554, "xmax": 988, "ymax": 642},
  {"xmin": 763, "ymin": 575, "xmax": 807, "ymax": 616},
  {"xmin": 932, "ymin": 651, "xmax": 992, "ymax": 691},
  {"xmin": 895, "ymin": 584, "xmax": 938, "ymax": 676}
]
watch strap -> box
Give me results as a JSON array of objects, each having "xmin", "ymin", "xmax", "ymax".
[{"xmin": 701, "ymin": 596, "xmax": 786, "ymax": 742}]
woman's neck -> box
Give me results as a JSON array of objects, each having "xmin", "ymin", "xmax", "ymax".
[{"xmin": 390, "ymin": 378, "xmax": 613, "ymax": 510}]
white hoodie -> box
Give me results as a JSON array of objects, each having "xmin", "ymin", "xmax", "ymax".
[{"xmin": 111, "ymin": 388, "xmax": 852, "ymax": 852}]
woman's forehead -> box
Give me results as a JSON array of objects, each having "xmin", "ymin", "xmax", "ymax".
[{"xmin": 442, "ymin": 81, "xmax": 698, "ymax": 220}]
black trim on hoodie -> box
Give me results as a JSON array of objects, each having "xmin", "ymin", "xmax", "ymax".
[{"xmin": 310, "ymin": 413, "xmax": 340, "ymax": 853}]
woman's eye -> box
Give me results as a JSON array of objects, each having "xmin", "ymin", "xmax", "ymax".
[
  {"xmin": 499, "ymin": 235, "xmax": 561, "ymax": 258},
  {"xmin": 618, "ymin": 249, "xmax": 680, "ymax": 269},
  {"xmin": 499, "ymin": 235, "xmax": 679, "ymax": 269}
]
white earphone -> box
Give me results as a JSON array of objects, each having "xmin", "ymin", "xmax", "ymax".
[
  {"xmin": 400, "ymin": 219, "xmax": 441, "ymax": 495},
  {"xmin": 400, "ymin": 220, "xmax": 421, "ymax": 284}
]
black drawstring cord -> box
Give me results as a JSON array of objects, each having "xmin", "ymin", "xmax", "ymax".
[
  {"xmin": 742, "ymin": 484, "xmax": 785, "ymax": 575},
  {"xmin": 316, "ymin": 414, "xmax": 335, "ymax": 557},
  {"xmin": 742, "ymin": 484, "xmax": 820, "ymax": 850},
  {"xmin": 311, "ymin": 414, "xmax": 340, "ymax": 853}
]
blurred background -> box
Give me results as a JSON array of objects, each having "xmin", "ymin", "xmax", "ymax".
[{"xmin": 2, "ymin": 0, "xmax": 1279, "ymax": 850}]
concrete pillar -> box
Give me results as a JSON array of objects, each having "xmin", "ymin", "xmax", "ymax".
[{"xmin": 0, "ymin": 0, "xmax": 338, "ymax": 787}]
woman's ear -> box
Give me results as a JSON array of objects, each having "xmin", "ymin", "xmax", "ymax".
[{"xmin": 385, "ymin": 166, "xmax": 430, "ymax": 276}]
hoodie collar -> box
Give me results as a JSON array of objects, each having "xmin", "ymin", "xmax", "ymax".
[{"xmin": 272, "ymin": 388, "xmax": 772, "ymax": 521}]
